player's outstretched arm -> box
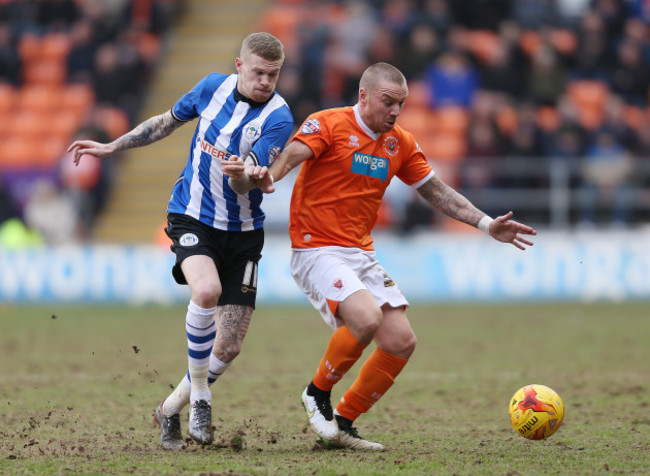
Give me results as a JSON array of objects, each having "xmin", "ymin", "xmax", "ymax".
[
  {"xmin": 416, "ymin": 176, "xmax": 536, "ymax": 249},
  {"xmin": 67, "ymin": 110, "xmax": 184, "ymax": 165}
]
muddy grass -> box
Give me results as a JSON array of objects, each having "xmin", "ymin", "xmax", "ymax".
[{"xmin": 1, "ymin": 303, "xmax": 649, "ymax": 474}]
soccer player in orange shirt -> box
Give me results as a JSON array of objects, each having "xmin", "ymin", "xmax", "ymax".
[{"xmin": 223, "ymin": 62, "xmax": 536, "ymax": 450}]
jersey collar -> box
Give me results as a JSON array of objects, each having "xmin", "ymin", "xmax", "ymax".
[
  {"xmin": 353, "ymin": 104, "xmax": 380, "ymax": 141},
  {"xmin": 234, "ymin": 85, "xmax": 273, "ymax": 108}
]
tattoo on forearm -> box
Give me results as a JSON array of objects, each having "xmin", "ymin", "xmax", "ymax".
[
  {"xmin": 417, "ymin": 178, "xmax": 483, "ymax": 227},
  {"xmin": 214, "ymin": 305, "xmax": 253, "ymax": 362},
  {"xmin": 112, "ymin": 113, "xmax": 182, "ymax": 152}
]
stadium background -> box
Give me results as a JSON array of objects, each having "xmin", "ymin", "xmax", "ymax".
[{"xmin": 0, "ymin": 0, "xmax": 649, "ymax": 304}]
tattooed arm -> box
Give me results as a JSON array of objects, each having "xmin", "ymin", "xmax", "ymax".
[
  {"xmin": 67, "ymin": 110, "xmax": 185, "ymax": 165},
  {"xmin": 416, "ymin": 175, "xmax": 537, "ymax": 249}
]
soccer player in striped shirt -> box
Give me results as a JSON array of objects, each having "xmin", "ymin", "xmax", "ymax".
[
  {"xmin": 225, "ymin": 62, "xmax": 536, "ymax": 450},
  {"xmin": 68, "ymin": 32, "xmax": 294, "ymax": 450}
]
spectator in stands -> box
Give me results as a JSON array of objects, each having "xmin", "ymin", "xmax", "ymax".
[
  {"xmin": 419, "ymin": 0, "xmax": 454, "ymax": 40},
  {"xmin": 526, "ymin": 45, "xmax": 567, "ymax": 105},
  {"xmin": 512, "ymin": 0, "xmax": 560, "ymax": 30},
  {"xmin": 0, "ymin": 22, "xmax": 21, "ymax": 86},
  {"xmin": 578, "ymin": 129, "xmax": 634, "ymax": 226},
  {"xmin": 36, "ymin": 0, "xmax": 79, "ymax": 32},
  {"xmin": 392, "ymin": 23, "xmax": 439, "ymax": 81},
  {"xmin": 478, "ymin": 38, "xmax": 524, "ymax": 99},
  {"xmin": 450, "ymin": 0, "xmax": 510, "ymax": 30},
  {"xmin": 425, "ymin": 50, "xmax": 478, "ymax": 107},
  {"xmin": 611, "ymin": 38, "xmax": 649, "ymax": 106},
  {"xmin": 570, "ymin": 9, "xmax": 614, "ymax": 81},
  {"xmin": 66, "ymin": 19, "xmax": 99, "ymax": 83},
  {"xmin": 0, "ymin": 177, "xmax": 20, "ymax": 226},
  {"xmin": 23, "ymin": 179, "xmax": 82, "ymax": 243}
]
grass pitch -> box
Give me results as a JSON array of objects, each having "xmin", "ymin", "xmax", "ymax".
[{"xmin": 0, "ymin": 302, "xmax": 649, "ymax": 475}]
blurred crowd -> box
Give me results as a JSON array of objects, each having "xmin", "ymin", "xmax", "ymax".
[
  {"xmin": 266, "ymin": 0, "xmax": 650, "ymax": 230},
  {"xmin": 0, "ymin": 0, "xmax": 182, "ymax": 246},
  {"xmin": 1, "ymin": 0, "xmax": 649, "ymax": 247}
]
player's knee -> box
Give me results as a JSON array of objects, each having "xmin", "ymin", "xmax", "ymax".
[
  {"xmin": 353, "ymin": 309, "xmax": 383, "ymax": 343},
  {"xmin": 191, "ymin": 282, "xmax": 222, "ymax": 308},
  {"xmin": 381, "ymin": 330, "xmax": 417, "ymax": 359}
]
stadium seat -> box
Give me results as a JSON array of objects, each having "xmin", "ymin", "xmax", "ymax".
[
  {"xmin": 398, "ymin": 107, "xmax": 438, "ymax": 138},
  {"xmin": 37, "ymin": 135, "xmax": 67, "ymax": 167},
  {"xmin": 520, "ymin": 30, "xmax": 542, "ymax": 57},
  {"xmin": 23, "ymin": 59, "xmax": 67, "ymax": 85},
  {"xmin": 50, "ymin": 109, "xmax": 82, "ymax": 138},
  {"xmin": 94, "ymin": 106, "xmax": 130, "ymax": 140},
  {"xmin": 7, "ymin": 110, "xmax": 50, "ymax": 138},
  {"xmin": 567, "ymin": 80, "xmax": 609, "ymax": 130},
  {"xmin": 536, "ymin": 106, "xmax": 560, "ymax": 132},
  {"xmin": 0, "ymin": 137, "xmax": 40, "ymax": 169},
  {"xmin": 435, "ymin": 106, "xmax": 470, "ymax": 135},
  {"xmin": 18, "ymin": 84, "xmax": 63, "ymax": 113},
  {"xmin": 418, "ymin": 133, "xmax": 467, "ymax": 163},
  {"xmin": 0, "ymin": 83, "xmax": 15, "ymax": 115},
  {"xmin": 496, "ymin": 105, "xmax": 518, "ymax": 136},
  {"xmin": 18, "ymin": 33, "xmax": 41, "ymax": 64},
  {"xmin": 40, "ymin": 33, "xmax": 71, "ymax": 63},
  {"xmin": 466, "ymin": 30, "xmax": 501, "ymax": 64},
  {"xmin": 62, "ymin": 83, "xmax": 95, "ymax": 117},
  {"xmin": 549, "ymin": 29, "xmax": 578, "ymax": 56}
]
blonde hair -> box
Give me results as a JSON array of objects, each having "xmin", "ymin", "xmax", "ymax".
[{"xmin": 240, "ymin": 32, "xmax": 285, "ymax": 62}]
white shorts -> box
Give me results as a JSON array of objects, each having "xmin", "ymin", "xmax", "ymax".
[{"xmin": 290, "ymin": 246, "xmax": 409, "ymax": 330}]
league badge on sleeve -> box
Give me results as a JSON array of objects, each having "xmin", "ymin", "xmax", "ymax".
[
  {"xmin": 268, "ymin": 146, "xmax": 280, "ymax": 165},
  {"xmin": 301, "ymin": 118, "xmax": 321, "ymax": 134}
]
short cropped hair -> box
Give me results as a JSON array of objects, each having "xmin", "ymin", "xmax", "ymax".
[
  {"xmin": 240, "ymin": 32, "xmax": 285, "ymax": 62},
  {"xmin": 360, "ymin": 62, "xmax": 406, "ymax": 91}
]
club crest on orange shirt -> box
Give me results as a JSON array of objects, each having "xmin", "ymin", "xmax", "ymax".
[
  {"xmin": 301, "ymin": 118, "xmax": 321, "ymax": 134},
  {"xmin": 383, "ymin": 136, "xmax": 400, "ymax": 156}
]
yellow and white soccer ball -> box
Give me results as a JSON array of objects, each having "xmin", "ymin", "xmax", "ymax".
[{"xmin": 508, "ymin": 384, "xmax": 565, "ymax": 440}]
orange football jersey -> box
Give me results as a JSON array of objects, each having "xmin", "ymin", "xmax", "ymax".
[{"xmin": 289, "ymin": 105, "xmax": 434, "ymax": 250}]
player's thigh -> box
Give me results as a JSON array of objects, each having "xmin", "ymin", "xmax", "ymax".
[
  {"xmin": 337, "ymin": 289, "xmax": 383, "ymax": 343},
  {"xmin": 181, "ymin": 255, "xmax": 222, "ymax": 306},
  {"xmin": 373, "ymin": 306, "xmax": 416, "ymax": 359}
]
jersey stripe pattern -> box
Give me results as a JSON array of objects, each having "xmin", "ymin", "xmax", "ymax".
[{"xmin": 167, "ymin": 73, "xmax": 294, "ymax": 231}]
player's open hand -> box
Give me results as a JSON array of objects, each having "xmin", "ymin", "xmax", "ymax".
[
  {"xmin": 489, "ymin": 211, "xmax": 537, "ymax": 250},
  {"xmin": 67, "ymin": 140, "xmax": 113, "ymax": 165}
]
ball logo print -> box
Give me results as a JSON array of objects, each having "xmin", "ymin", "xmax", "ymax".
[{"xmin": 508, "ymin": 384, "xmax": 565, "ymax": 440}]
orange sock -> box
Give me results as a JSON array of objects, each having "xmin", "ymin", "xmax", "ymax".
[
  {"xmin": 336, "ymin": 348, "xmax": 408, "ymax": 422},
  {"xmin": 312, "ymin": 325, "xmax": 368, "ymax": 392}
]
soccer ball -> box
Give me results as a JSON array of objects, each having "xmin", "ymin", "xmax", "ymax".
[{"xmin": 508, "ymin": 384, "xmax": 565, "ymax": 440}]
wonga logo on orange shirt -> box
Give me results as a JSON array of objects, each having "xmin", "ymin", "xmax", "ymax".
[{"xmin": 351, "ymin": 152, "xmax": 388, "ymax": 180}]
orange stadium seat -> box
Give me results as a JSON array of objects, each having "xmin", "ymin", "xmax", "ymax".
[
  {"xmin": 37, "ymin": 135, "xmax": 67, "ymax": 167},
  {"xmin": 623, "ymin": 105, "xmax": 646, "ymax": 131},
  {"xmin": 0, "ymin": 83, "xmax": 15, "ymax": 115},
  {"xmin": 549, "ymin": 29, "xmax": 578, "ymax": 56},
  {"xmin": 18, "ymin": 84, "xmax": 63, "ymax": 112},
  {"xmin": 536, "ymin": 106, "xmax": 559, "ymax": 132},
  {"xmin": 257, "ymin": 5, "xmax": 301, "ymax": 48},
  {"xmin": 40, "ymin": 33, "xmax": 71, "ymax": 62},
  {"xmin": 434, "ymin": 106, "xmax": 470, "ymax": 135},
  {"xmin": 398, "ymin": 107, "xmax": 437, "ymax": 138},
  {"xmin": 418, "ymin": 133, "xmax": 467, "ymax": 163},
  {"xmin": 0, "ymin": 137, "xmax": 40, "ymax": 169},
  {"xmin": 7, "ymin": 110, "xmax": 50, "ymax": 138},
  {"xmin": 467, "ymin": 30, "xmax": 501, "ymax": 64},
  {"xmin": 520, "ymin": 30, "xmax": 542, "ymax": 57},
  {"xmin": 94, "ymin": 106, "xmax": 130, "ymax": 140},
  {"xmin": 50, "ymin": 109, "xmax": 82, "ymax": 138},
  {"xmin": 567, "ymin": 80, "xmax": 609, "ymax": 130},
  {"xmin": 405, "ymin": 80, "xmax": 431, "ymax": 109},
  {"xmin": 23, "ymin": 59, "xmax": 67, "ymax": 85},
  {"xmin": 496, "ymin": 105, "xmax": 518, "ymax": 136},
  {"xmin": 62, "ymin": 83, "xmax": 95, "ymax": 117},
  {"xmin": 18, "ymin": 33, "xmax": 41, "ymax": 64}
]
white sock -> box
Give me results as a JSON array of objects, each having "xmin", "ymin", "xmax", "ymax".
[
  {"xmin": 162, "ymin": 354, "xmax": 233, "ymax": 415},
  {"xmin": 186, "ymin": 300, "xmax": 216, "ymax": 404}
]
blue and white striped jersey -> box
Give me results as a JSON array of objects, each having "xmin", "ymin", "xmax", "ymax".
[{"xmin": 167, "ymin": 73, "xmax": 294, "ymax": 231}]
